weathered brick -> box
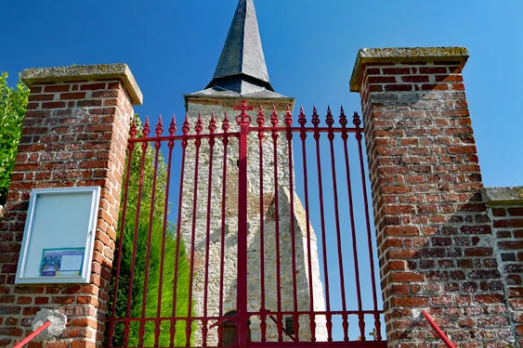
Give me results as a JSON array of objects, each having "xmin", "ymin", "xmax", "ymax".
[
  {"xmin": 44, "ymin": 85, "xmax": 70, "ymax": 93},
  {"xmin": 1, "ymin": 72, "xmax": 136, "ymax": 347},
  {"xmin": 28, "ymin": 94, "xmax": 54, "ymax": 102},
  {"xmin": 41, "ymin": 101, "xmax": 66, "ymax": 109},
  {"xmin": 80, "ymin": 83, "xmax": 107, "ymax": 90},
  {"xmin": 60, "ymin": 92, "xmax": 86, "ymax": 100},
  {"xmin": 494, "ymin": 219, "xmax": 523, "ymax": 228},
  {"xmin": 355, "ymin": 53, "xmax": 516, "ymax": 346}
]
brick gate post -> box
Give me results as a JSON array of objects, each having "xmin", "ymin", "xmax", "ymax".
[
  {"xmin": 0, "ymin": 64, "xmax": 142, "ymax": 348},
  {"xmin": 484, "ymin": 187, "xmax": 523, "ymax": 348},
  {"xmin": 350, "ymin": 48, "xmax": 514, "ymax": 347}
]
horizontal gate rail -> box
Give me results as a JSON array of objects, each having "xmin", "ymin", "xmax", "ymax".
[
  {"xmin": 127, "ymin": 132, "xmax": 240, "ymax": 143},
  {"xmin": 106, "ymin": 104, "xmax": 385, "ymax": 347},
  {"xmin": 248, "ymin": 342, "xmax": 388, "ymax": 348}
]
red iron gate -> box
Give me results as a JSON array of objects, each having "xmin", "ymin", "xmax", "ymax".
[{"xmin": 106, "ymin": 101, "xmax": 385, "ymax": 348}]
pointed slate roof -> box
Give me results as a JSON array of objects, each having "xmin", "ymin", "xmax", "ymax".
[{"xmin": 196, "ymin": 0, "xmax": 284, "ymax": 97}]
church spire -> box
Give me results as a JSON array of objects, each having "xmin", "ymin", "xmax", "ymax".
[{"xmin": 206, "ymin": 0, "xmax": 274, "ymax": 93}]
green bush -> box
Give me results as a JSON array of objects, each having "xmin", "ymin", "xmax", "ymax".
[
  {"xmin": 0, "ymin": 73, "xmax": 29, "ymax": 205},
  {"xmin": 109, "ymin": 121, "xmax": 192, "ymax": 347}
]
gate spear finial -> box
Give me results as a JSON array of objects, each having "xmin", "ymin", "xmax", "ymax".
[
  {"xmin": 339, "ymin": 106, "xmax": 348, "ymax": 127},
  {"xmin": 222, "ymin": 111, "xmax": 230, "ymax": 133},
  {"xmin": 155, "ymin": 115, "xmax": 163, "ymax": 137},
  {"xmin": 326, "ymin": 106, "xmax": 334, "ymax": 126},
  {"xmin": 169, "ymin": 114, "xmax": 177, "ymax": 136},
  {"xmin": 143, "ymin": 116, "xmax": 151, "ymax": 138},
  {"xmin": 298, "ymin": 105, "xmax": 306, "ymax": 126},
  {"xmin": 209, "ymin": 113, "xmax": 217, "ymax": 134},
  {"xmin": 284, "ymin": 105, "xmax": 293, "ymax": 127}
]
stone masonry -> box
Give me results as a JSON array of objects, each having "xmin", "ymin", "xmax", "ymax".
[
  {"xmin": 180, "ymin": 96, "xmax": 328, "ymax": 344},
  {"xmin": 350, "ymin": 47, "xmax": 516, "ymax": 347},
  {"xmin": 0, "ymin": 64, "xmax": 141, "ymax": 348},
  {"xmin": 484, "ymin": 187, "xmax": 523, "ymax": 348}
]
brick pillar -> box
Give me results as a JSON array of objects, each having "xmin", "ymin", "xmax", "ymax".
[
  {"xmin": 484, "ymin": 187, "xmax": 523, "ymax": 348},
  {"xmin": 0, "ymin": 64, "xmax": 142, "ymax": 348},
  {"xmin": 350, "ymin": 48, "xmax": 513, "ymax": 347}
]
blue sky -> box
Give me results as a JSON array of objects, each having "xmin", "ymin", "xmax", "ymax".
[
  {"xmin": 2, "ymin": 0, "xmax": 522, "ymax": 341},
  {"xmin": 2, "ymin": 0, "xmax": 522, "ymax": 188}
]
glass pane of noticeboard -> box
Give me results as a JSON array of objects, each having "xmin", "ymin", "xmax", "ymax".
[{"xmin": 15, "ymin": 187, "xmax": 100, "ymax": 284}]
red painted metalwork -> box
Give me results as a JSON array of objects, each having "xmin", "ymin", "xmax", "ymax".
[
  {"xmin": 202, "ymin": 113, "xmax": 217, "ymax": 347},
  {"xmin": 170, "ymin": 114, "xmax": 190, "ymax": 347},
  {"xmin": 235, "ymin": 101, "xmax": 251, "ymax": 348},
  {"xmin": 107, "ymin": 117, "xmax": 136, "ymax": 346},
  {"xmin": 312, "ymin": 106, "xmax": 333, "ymax": 342},
  {"xmin": 298, "ymin": 106, "xmax": 316, "ymax": 342},
  {"xmin": 107, "ymin": 104, "xmax": 385, "ymax": 348},
  {"xmin": 218, "ymin": 112, "xmax": 230, "ymax": 347},
  {"xmin": 139, "ymin": 116, "xmax": 163, "ymax": 346},
  {"xmin": 340, "ymin": 108, "xmax": 365, "ymax": 341},
  {"xmin": 155, "ymin": 115, "xmax": 176, "ymax": 347},
  {"xmin": 422, "ymin": 311, "xmax": 456, "ymax": 348},
  {"xmin": 12, "ymin": 321, "xmax": 51, "ymax": 348},
  {"xmin": 187, "ymin": 114, "xmax": 205, "ymax": 346},
  {"xmin": 256, "ymin": 106, "xmax": 267, "ymax": 342},
  {"xmin": 285, "ymin": 106, "xmax": 299, "ymax": 341},
  {"xmin": 270, "ymin": 106, "xmax": 284, "ymax": 343},
  {"xmin": 354, "ymin": 113, "xmax": 381, "ymax": 340},
  {"xmin": 326, "ymin": 107, "xmax": 349, "ymax": 342},
  {"xmin": 123, "ymin": 116, "xmax": 150, "ymax": 346}
]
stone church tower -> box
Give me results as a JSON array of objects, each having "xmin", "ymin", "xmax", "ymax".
[{"xmin": 179, "ymin": 0, "xmax": 327, "ymax": 344}]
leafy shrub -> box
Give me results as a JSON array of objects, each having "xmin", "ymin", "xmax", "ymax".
[
  {"xmin": 109, "ymin": 121, "xmax": 192, "ymax": 347},
  {"xmin": 0, "ymin": 73, "xmax": 29, "ymax": 205}
]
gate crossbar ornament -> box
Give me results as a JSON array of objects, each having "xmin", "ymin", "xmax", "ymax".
[{"xmin": 234, "ymin": 99, "xmax": 254, "ymax": 126}]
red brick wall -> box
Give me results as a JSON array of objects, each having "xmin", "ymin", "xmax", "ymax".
[
  {"xmin": 356, "ymin": 57, "xmax": 513, "ymax": 347},
  {"xmin": 0, "ymin": 79, "xmax": 134, "ymax": 348},
  {"xmin": 489, "ymin": 201, "xmax": 523, "ymax": 347}
]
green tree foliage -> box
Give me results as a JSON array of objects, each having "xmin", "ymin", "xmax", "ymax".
[
  {"xmin": 110, "ymin": 121, "xmax": 192, "ymax": 347},
  {"xmin": 0, "ymin": 73, "xmax": 29, "ymax": 205}
]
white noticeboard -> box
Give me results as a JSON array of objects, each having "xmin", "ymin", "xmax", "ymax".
[{"xmin": 15, "ymin": 187, "xmax": 101, "ymax": 284}]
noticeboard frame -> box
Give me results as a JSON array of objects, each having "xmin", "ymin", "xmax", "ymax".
[{"xmin": 15, "ymin": 186, "xmax": 101, "ymax": 284}]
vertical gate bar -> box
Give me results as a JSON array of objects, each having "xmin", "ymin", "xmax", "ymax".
[
  {"xmin": 202, "ymin": 114, "xmax": 217, "ymax": 347},
  {"xmin": 340, "ymin": 108, "xmax": 365, "ymax": 340},
  {"xmin": 354, "ymin": 113, "xmax": 381, "ymax": 341},
  {"xmin": 326, "ymin": 107, "xmax": 348, "ymax": 342},
  {"xmin": 170, "ymin": 115, "xmax": 190, "ymax": 347},
  {"xmin": 156, "ymin": 115, "xmax": 176, "ymax": 347},
  {"xmin": 284, "ymin": 107, "xmax": 299, "ymax": 340},
  {"xmin": 256, "ymin": 106, "xmax": 267, "ymax": 342},
  {"xmin": 236, "ymin": 108, "xmax": 250, "ymax": 348},
  {"xmin": 311, "ymin": 107, "xmax": 332, "ymax": 341},
  {"xmin": 298, "ymin": 107, "xmax": 316, "ymax": 342},
  {"xmin": 270, "ymin": 107, "xmax": 283, "ymax": 342},
  {"xmin": 139, "ymin": 117, "xmax": 163, "ymax": 347},
  {"xmin": 186, "ymin": 115, "xmax": 204, "ymax": 347},
  {"xmin": 124, "ymin": 118, "xmax": 150, "ymax": 346},
  {"xmin": 218, "ymin": 113, "xmax": 230, "ymax": 347},
  {"xmin": 107, "ymin": 119, "xmax": 137, "ymax": 347}
]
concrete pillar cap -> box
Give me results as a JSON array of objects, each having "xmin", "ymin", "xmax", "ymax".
[
  {"xmin": 350, "ymin": 47, "xmax": 469, "ymax": 92},
  {"xmin": 21, "ymin": 63, "xmax": 143, "ymax": 105},
  {"xmin": 483, "ymin": 186, "xmax": 523, "ymax": 206}
]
